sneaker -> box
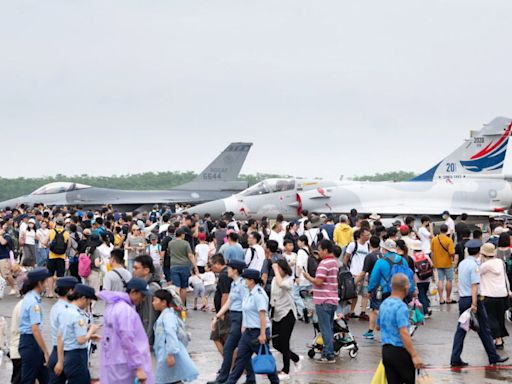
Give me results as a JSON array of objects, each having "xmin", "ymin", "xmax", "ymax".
[
  {"xmin": 349, "ymin": 313, "xmax": 359, "ymax": 319},
  {"xmin": 294, "ymin": 355, "xmax": 304, "ymax": 371},
  {"xmin": 278, "ymin": 372, "xmax": 290, "ymax": 381},
  {"xmin": 9, "ymin": 288, "xmax": 17, "ymax": 295},
  {"xmin": 359, "ymin": 312, "xmax": 370, "ymax": 321},
  {"xmin": 424, "ymin": 314, "xmax": 431, "ymax": 319},
  {"xmin": 363, "ymin": 330, "xmax": 374, "ymax": 339},
  {"xmin": 315, "ymin": 357, "xmax": 336, "ymax": 364}
]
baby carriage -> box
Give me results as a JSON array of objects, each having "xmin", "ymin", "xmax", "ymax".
[{"xmin": 307, "ymin": 316, "xmax": 359, "ymax": 359}]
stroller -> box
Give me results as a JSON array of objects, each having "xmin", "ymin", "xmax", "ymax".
[{"xmin": 307, "ymin": 316, "xmax": 359, "ymax": 359}]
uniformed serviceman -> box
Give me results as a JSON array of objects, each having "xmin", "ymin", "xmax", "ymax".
[
  {"xmin": 208, "ymin": 259, "xmax": 255, "ymax": 384},
  {"xmin": 450, "ymin": 240, "xmax": 509, "ymax": 367},
  {"xmin": 225, "ymin": 269, "xmax": 279, "ymax": 384},
  {"xmin": 49, "ymin": 276, "xmax": 79, "ymax": 384},
  {"xmin": 55, "ymin": 284, "xmax": 100, "ymax": 384},
  {"xmin": 18, "ymin": 267, "xmax": 52, "ymax": 384}
]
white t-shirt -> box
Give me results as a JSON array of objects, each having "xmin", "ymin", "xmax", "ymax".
[
  {"xmin": 296, "ymin": 248, "xmax": 310, "ymax": 286},
  {"xmin": 98, "ymin": 243, "xmax": 114, "ymax": 264},
  {"xmin": 147, "ymin": 243, "xmax": 162, "ymax": 266},
  {"xmin": 245, "ymin": 244, "xmax": 266, "ymax": 272},
  {"xmin": 283, "ymin": 252, "xmax": 297, "ymax": 278},
  {"xmin": 195, "ymin": 243, "xmax": 210, "ymax": 267},
  {"xmin": 159, "ymin": 223, "xmax": 170, "ymax": 234},
  {"xmin": 418, "ymin": 227, "xmax": 432, "ymax": 254},
  {"xmin": 346, "ymin": 240, "xmax": 369, "ymax": 275},
  {"xmin": 445, "ymin": 217, "xmax": 455, "ymax": 235},
  {"xmin": 201, "ymin": 271, "xmax": 216, "ymax": 287},
  {"xmin": 22, "ymin": 229, "xmax": 36, "ymax": 245},
  {"xmin": 36, "ymin": 228, "xmax": 50, "ymax": 249},
  {"xmin": 269, "ymin": 230, "xmax": 284, "ymax": 250}
]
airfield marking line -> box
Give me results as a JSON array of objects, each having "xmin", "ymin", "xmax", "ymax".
[{"xmin": 293, "ymin": 365, "xmax": 512, "ymax": 376}]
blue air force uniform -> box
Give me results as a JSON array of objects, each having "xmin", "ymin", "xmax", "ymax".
[
  {"xmin": 226, "ymin": 269, "xmax": 278, "ymax": 384},
  {"xmin": 19, "ymin": 268, "xmax": 51, "ymax": 384}
]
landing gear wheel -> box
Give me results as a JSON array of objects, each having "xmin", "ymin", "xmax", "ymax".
[
  {"xmin": 308, "ymin": 349, "xmax": 316, "ymax": 359},
  {"xmin": 349, "ymin": 349, "xmax": 358, "ymax": 358}
]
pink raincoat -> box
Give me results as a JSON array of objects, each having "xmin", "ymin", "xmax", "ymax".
[{"xmin": 99, "ymin": 291, "xmax": 155, "ymax": 384}]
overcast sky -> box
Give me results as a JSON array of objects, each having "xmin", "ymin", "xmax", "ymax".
[{"xmin": 1, "ymin": 1, "xmax": 511, "ymax": 180}]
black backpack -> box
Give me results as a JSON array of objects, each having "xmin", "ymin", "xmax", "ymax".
[
  {"xmin": 338, "ymin": 266, "xmax": 357, "ymax": 301},
  {"xmin": 306, "ymin": 250, "xmax": 319, "ymax": 278},
  {"xmin": 50, "ymin": 229, "xmax": 67, "ymax": 255}
]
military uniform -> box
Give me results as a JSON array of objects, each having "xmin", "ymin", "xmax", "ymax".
[
  {"xmin": 19, "ymin": 268, "xmax": 51, "ymax": 384},
  {"xmin": 226, "ymin": 269, "xmax": 278, "ymax": 384}
]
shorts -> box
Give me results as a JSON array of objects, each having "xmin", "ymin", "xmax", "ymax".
[
  {"xmin": 357, "ymin": 283, "xmax": 368, "ymax": 296},
  {"xmin": 193, "ymin": 284, "xmax": 205, "ymax": 298},
  {"xmin": 436, "ymin": 268, "xmax": 454, "ymax": 282},
  {"xmin": 171, "ymin": 266, "xmax": 191, "ymax": 288},
  {"xmin": 47, "ymin": 258, "xmax": 65, "ymax": 277},
  {"xmin": 210, "ymin": 314, "xmax": 230, "ymax": 342},
  {"xmin": 0, "ymin": 258, "xmax": 12, "ymax": 280},
  {"xmin": 370, "ymin": 296, "xmax": 382, "ymax": 310}
]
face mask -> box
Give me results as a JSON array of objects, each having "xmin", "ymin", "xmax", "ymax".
[{"xmin": 242, "ymin": 279, "xmax": 248, "ymax": 288}]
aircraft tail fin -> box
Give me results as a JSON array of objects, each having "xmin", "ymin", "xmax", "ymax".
[
  {"xmin": 175, "ymin": 142, "xmax": 252, "ymax": 190},
  {"xmin": 411, "ymin": 117, "xmax": 512, "ymax": 181}
]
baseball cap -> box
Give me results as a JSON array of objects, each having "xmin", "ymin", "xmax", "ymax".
[
  {"xmin": 399, "ymin": 225, "xmax": 410, "ymax": 234},
  {"xmin": 126, "ymin": 278, "xmax": 152, "ymax": 296},
  {"xmin": 198, "ymin": 232, "xmax": 206, "ymax": 241},
  {"xmin": 55, "ymin": 218, "xmax": 64, "ymax": 225}
]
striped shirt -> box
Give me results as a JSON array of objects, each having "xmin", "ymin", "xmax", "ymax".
[{"xmin": 313, "ymin": 256, "xmax": 339, "ymax": 306}]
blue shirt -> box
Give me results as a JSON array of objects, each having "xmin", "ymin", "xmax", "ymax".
[
  {"xmin": 229, "ymin": 277, "xmax": 248, "ymax": 312},
  {"xmin": 58, "ymin": 303, "xmax": 88, "ymax": 351},
  {"xmin": 223, "ymin": 244, "xmax": 245, "ymax": 263},
  {"xmin": 19, "ymin": 290, "xmax": 43, "ymax": 335},
  {"xmin": 368, "ymin": 252, "xmax": 415, "ymax": 295},
  {"xmin": 242, "ymin": 285, "xmax": 270, "ymax": 329},
  {"xmin": 377, "ymin": 297, "xmax": 410, "ymax": 347},
  {"xmin": 50, "ymin": 299, "xmax": 69, "ymax": 346},
  {"xmin": 457, "ymin": 256, "xmax": 480, "ymax": 297}
]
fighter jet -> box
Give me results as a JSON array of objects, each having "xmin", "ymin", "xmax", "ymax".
[
  {"xmin": 298, "ymin": 117, "xmax": 512, "ymax": 219},
  {"xmin": 0, "ymin": 142, "xmax": 253, "ymax": 211},
  {"xmin": 190, "ymin": 117, "xmax": 512, "ymax": 221},
  {"xmin": 188, "ymin": 178, "xmax": 343, "ymax": 220}
]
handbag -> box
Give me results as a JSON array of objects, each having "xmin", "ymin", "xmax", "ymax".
[
  {"xmin": 251, "ymin": 344, "xmax": 276, "ymax": 374},
  {"xmin": 370, "ymin": 360, "xmax": 387, "ymax": 384}
]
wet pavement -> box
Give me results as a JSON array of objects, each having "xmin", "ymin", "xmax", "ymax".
[{"xmin": 1, "ymin": 293, "xmax": 512, "ymax": 383}]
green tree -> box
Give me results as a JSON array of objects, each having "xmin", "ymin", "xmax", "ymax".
[{"xmin": 352, "ymin": 171, "xmax": 417, "ymax": 182}]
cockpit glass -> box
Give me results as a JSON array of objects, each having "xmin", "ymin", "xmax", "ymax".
[
  {"xmin": 239, "ymin": 179, "xmax": 295, "ymax": 197},
  {"xmin": 30, "ymin": 182, "xmax": 91, "ymax": 195}
]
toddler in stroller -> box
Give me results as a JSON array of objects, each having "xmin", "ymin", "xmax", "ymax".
[{"xmin": 307, "ymin": 314, "xmax": 359, "ymax": 359}]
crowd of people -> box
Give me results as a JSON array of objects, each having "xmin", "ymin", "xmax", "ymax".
[{"xmin": 0, "ymin": 203, "xmax": 512, "ymax": 383}]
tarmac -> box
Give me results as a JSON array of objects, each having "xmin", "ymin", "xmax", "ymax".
[{"xmin": 1, "ymin": 293, "xmax": 512, "ymax": 384}]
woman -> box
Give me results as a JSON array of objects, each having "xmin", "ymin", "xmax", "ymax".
[
  {"xmin": 21, "ymin": 218, "xmax": 37, "ymax": 267},
  {"xmin": 84, "ymin": 234, "xmax": 103, "ymax": 293},
  {"xmin": 224, "ymin": 269, "xmax": 279, "ymax": 384},
  {"xmin": 67, "ymin": 224, "xmax": 82, "ymax": 280},
  {"xmin": 35, "ymin": 220, "xmax": 50, "ymax": 267},
  {"xmin": 124, "ymin": 225, "xmax": 146, "ymax": 272},
  {"xmin": 97, "ymin": 232, "xmax": 115, "ymax": 274},
  {"xmin": 479, "ymin": 243, "xmax": 511, "ymax": 349},
  {"xmin": 18, "ymin": 268, "xmax": 51, "ymax": 383},
  {"xmin": 152, "ymin": 289, "xmax": 199, "ymax": 384},
  {"xmin": 271, "ymin": 259, "xmax": 302, "ymax": 380},
  {"xmin": 284, "ymin": 222, "xmax": 299, "ymax": 253},
  {"xmin": 410, "ymin": 240, "xmax": 433, "ymax": 317},
  {"xmin": 54, "ymin": 284, "xmax": 100, "ymax": 384}
]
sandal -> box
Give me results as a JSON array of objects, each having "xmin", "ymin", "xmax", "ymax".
[{"xmin": 439, "ymin": 301, "xmax": 446, "ymax": 305}]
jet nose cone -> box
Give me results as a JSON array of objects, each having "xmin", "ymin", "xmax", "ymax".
[{"xmin": 189, "ymin": 199, "xmax": 227, "ymax": 219}]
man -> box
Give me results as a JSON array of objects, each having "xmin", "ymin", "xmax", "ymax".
[
  {"xmin": 160, "ymin": 224, "xmax": 176, "ymax": 284},
  {"xmin": 450, "ymin": 240, "xmax": 509, "ymax": 367},
  {"xmin": 399, "ymin": 225, "xmax": 415, "ymax": 257},
  {"xmin": 221, "ymin": 232, "xmax": 245, "ymax": 262},
  {"xmin": 47, "ymin": 218, "xmax": 70, "ymax": 298},
  {"xmin": 103, "ymin": 248, "xmax": 132, "ymax": 292},
  {"xmin": 261, "ymin": 240, "xmax": 283, "ymax": 296},
  {"xmin": 455, "ymin": 228, "xmax": 471, "ymax": 267},
  {"xmin": 245, "ymin": 232, "xmax": 265, "ymax": 272},
  {"xmin": 377, "ymin": 274, "xmax": 423, "ymax": 384},
  {"xmin": 297, "ymin": 209, "xmax": 309, "ymax": 236},
  {"xmin": 210, "ymin": 254, "xmax": 232, "ymax": 355},
  {"xmin": 417, "ymin": 216, "xmax": 433, "ymax": 256},
  {"xmin": 344, "ymin": 228, "xmax": 370, "ymax": 320},
  {"xmin": 355, "ymin": 236, "xmax": 382, "ymax": 340},
  {"xmin": 98, "ymin": 278, "xmax": 154, "ymax": 384},
  {"xmin": 168, "ymin": 228, "xmax": 199, "ymax": 305},
  {"xmin": 333, "ymin": 215, "xmax": 353, "ymax": 257},
  {"xmin": 303, "ymin": 239, "xmax": 339, "ymax": 363},
  {"xmin": 320, "ymin": 215, "xmax": 335, "ymax": 241},
  {"xmin": 442, "ymin": 211, "xmax": 456, "ymax": 238},
  {"xmin": 132, "ymin": 255, "xmax": 160, "ymax": 345},
  {"xmin": 455, "ymin": 213, "xmax": 469, "ymax": 242},
  {"xmin": 269, "ymin": 222, "xmax": 284, "ymax": 250},
  {"xmin": 214, "ymin": 221, "xmax": 228, "ymax": 252},
  {"xmin": 0, "ymin": 220, "xmax": 16, "ymax": 295},
  {"xmin": 431, "ymin": 224, "xmax": 456, "ymax": 304}
]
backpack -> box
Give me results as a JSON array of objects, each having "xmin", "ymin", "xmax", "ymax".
[
  {"xmin": 149, "ymin": 210, "xmax": 159, "ymax": 223},
  {"xmin": 382, "ymin": 254, "xmax": 414, "ymax": 293},
  {"xmin": 414, "ymin": 253, "xmax": 433, "ymax": 280},
  {"xmin": 347, "ymin": 241, "xmax": 358, "ymax": 268},
  {"xmin": 49, "ymin": 229, "xmax": 67, "ymax": 255},
  {"xmin": 78, "ymin": 252, "xmax": 92, "ymax": 278},
  {"xmin": 306, "ymin": 251, "xmax": 319, "ymax": 278},
  {"xmin": 338, "ymin": 267, "xmax": 357, "ymax": 301}
]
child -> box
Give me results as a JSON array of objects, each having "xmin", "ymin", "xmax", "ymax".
[
  {"xmin": 146, "ymin": 234, "xmax": 163, "ymax": 281},
  {"xmin": 200, "ymin": 263, "xmax": 216, "ymax": 311},
  {"xmin": 195, "ymin": 232, "xmax": 209, "ymax": 274},
  {"xmin": 283, "ymin": 239, "xmax": 297, "ymax": 278},
  {"xmin": 188, "ymin": 273, "xmax": 205, "ymax": 311},
  {"xmin": 152, "ymin": 289, "xmax": 198, "ymax": 384}
]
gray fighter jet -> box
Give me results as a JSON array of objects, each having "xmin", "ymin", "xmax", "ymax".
[
  {"xmin": 0, "ymin": 142, "xmax": 252, "ymax": 211},
  {"xmin": 190, "ymin": 117, "xmax": 512, "ymax": 221}
]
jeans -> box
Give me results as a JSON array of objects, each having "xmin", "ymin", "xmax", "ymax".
[
  {"xmin": 36, "ymin": 247, "xmax": 49, "ymax": 267},
  {"xmin": 417, "ymin": 282, "xmax": 430, "ymax": 314},
  {"xmin": 315, "ymin": 303, "xmax": 337, "ymax": 359},
  {"xmin": 450, "ymin": 296, "xmax": 501, "ymax": 365}
]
